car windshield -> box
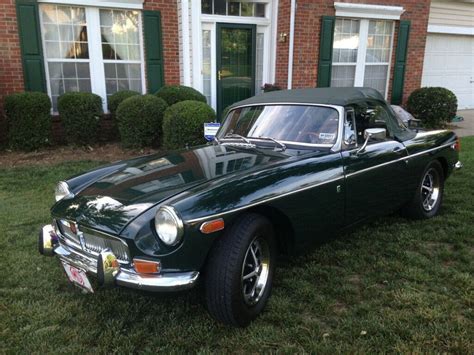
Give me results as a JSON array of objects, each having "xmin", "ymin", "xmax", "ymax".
[{"xmin": 218, "ymin": 105, "xmax": 339, "ymax": 147}]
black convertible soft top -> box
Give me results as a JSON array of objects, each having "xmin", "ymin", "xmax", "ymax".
[{"xmin": 230, "ymin": 87, "xmax": 385, "ymax": 108}]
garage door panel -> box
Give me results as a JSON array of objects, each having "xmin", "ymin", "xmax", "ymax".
[{"xmin": 422, "ymin": 34, "xmax": 474, "ymax": 109}]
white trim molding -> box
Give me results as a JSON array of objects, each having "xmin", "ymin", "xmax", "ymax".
[
  {"xmin": 334, "ymin": 2, "xmax": 404, "ymax": 20},
  {"xmin": 38, "ymin": 0, "xmax": 144, "ymax": 10},
  {"xmin": 427, "ymin": 24, "xmax": 474, "ymax": 36}
]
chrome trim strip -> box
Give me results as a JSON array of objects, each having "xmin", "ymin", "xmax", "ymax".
[
  {"xmin": 345, "ymin": 142, "xmax": 454, "ymax": 178},
  {"xmin": 185, "ymin": 175, "xmax": 345, "ymax": 224},
  {"xmin": 115, "ymin": 269, "xmax": 199, "ymax": 292},
  {"xmin": 224, "ymin": 103, "xmax": 345, "ymax": 152},
  {"xmin": 185, "ymin": 141, "xmax": 454, "ymax": 224}
]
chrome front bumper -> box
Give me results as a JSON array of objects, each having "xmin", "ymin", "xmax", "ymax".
[{"xmin": 39, "ymin": 224, "xmax": 199, "ymax": 292}]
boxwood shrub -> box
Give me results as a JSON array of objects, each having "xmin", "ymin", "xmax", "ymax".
[
  {"xmin": 155, "ymin": 85, "xmax": 206, "ymax": 106},
  {"xmin": 163, "ymin": 100, "xmax": 216, "ymax": 149},
  {"xmin": 4, "ymin": 92, "xmax": 51, "ymax": 150},
  {"xmin": 116, "ymin": 94, "xmax": 168, "ymax": 148},
  {"xmin": 108, "ymin": 90, "xmax": 140, "ymax": 115},
  {"xmin": 57, "ymin": 92, "xmax": 103, "ymax": 145},
  {"xmin": 406, "ymin": 87, "xmax": 457, "ymax": 128}
]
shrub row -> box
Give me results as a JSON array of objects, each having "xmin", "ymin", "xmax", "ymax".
[
  {"xmin": 3, "ymin": 85, "xmax": 213, "ymax": 151},
  {"xmin": 7, "ymin": 85, "xmax": 455, "ymax": 151}
]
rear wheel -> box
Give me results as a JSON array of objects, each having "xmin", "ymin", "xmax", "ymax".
[
  {"xmin": 204, "ymin": 213, "xmax": 276, "ymax": 327},
  {"xmin": 402, "ymin": 160, "xmax": 444, "ymax": 219}
]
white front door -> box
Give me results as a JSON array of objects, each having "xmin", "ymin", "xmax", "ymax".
[{"xmin": 422, "ymin": 34, "xmax": 474, "ymax": 109}]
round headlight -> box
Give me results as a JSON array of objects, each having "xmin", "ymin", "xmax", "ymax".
[
  {"xmin": 55, "ymin": 181, "xmax": 73, "ymax": 202},
  {"xmin": 154, "ymin": 206, "xmax": 184, "ymax": 246}
]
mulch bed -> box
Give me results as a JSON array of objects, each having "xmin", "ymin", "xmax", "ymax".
[{"xmin": 0, "ymin": 144, "xmax": 159, "ymax": 169}]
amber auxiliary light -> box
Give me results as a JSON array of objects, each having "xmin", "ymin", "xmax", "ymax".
[
  {"xmin": 200, "ymin": 218, "xmax": 225, "ymax": 234},
  {"xmin": 133, "ymin": 259, "xmax": 161, "ymax": 274}
]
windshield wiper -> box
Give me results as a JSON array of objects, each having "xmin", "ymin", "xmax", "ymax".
[
  {"xmin": 252, "ymin": 136, "xmax": 287, "ymax": 151},
  {"xmin": 223, "ymin": 133, "xmax": 252, "ymax": 144}
]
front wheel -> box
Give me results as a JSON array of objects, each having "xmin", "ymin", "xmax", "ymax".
[
  {"xmin": 402, "ymin": 160, "xmax": 444, "ymax": 219},
  {"xmin": 204, "ymin": 213, "xmax": 276, "ymax": 327}
]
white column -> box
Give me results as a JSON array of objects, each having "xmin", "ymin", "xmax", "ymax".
[
  {"xmin": 191, "ymin": 0, "xmax": 203, "ymax": 91},
  {"xmin": 181, "ymin": 0, "xmax": 191, "ymax": 86}
]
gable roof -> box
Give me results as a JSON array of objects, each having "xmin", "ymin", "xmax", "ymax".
[{"xmin": 230, "ymin": 87, "xmax": 385, "ymax": 108}]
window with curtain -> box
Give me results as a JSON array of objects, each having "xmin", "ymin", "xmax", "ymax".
[
  {"xmin": 100, "ymin": 9, "xmax": 142, "ymax": 99},
  {"xmin": 331, "ymin": 18, "xmax": 393, "ymax": 97},
  {"xmin": 40, "ymin": 5, "xmax": 145, "ymax": 111},
  {"xmin": 40, "ymin": 5, "xmax": 91, "ymax": 110}
]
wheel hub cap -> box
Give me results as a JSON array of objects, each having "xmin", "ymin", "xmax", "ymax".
[
  {"xmin": 241, "ymin": 236, "xmax": 270, "ymax": 306},
  {"xmin": 421, "ymin": 168, "xmax": 440, "ymax": 212}
]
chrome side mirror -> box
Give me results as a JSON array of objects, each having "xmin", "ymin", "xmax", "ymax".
[{"xmin": 356, "ymin": 128, "xmax": 387, "ymax": 154}]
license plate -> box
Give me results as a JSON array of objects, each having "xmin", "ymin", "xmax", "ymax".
[{"xmin": 61, "ymin": 261, "xmax": 94, "ymax": 293}]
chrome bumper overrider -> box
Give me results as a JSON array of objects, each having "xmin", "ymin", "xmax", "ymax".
[
  {"xmin": 39, "ymin": 224, "xmax": 199, "ymax": 292},
  {"xmin": 454, "ymin": 161, "xmax": 463, "ymax": 170}
]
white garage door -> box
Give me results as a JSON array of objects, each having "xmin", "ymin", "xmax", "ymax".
[{"xmin": 422, "ymin": 34, "xmax": 474, "ymax": 109}]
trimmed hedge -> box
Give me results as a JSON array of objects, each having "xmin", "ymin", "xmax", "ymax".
[
  {"xmin": 4, "ymin": 92, "xmax": 52, "ymax": 150},
  {"xmin": 406, "ymin": 87, "xmax": 457, "ymax": 128},
  {"xmin": 116, "ymin": 94, "xmax": 168, "ymax": 148},
  {"xmin": 108, "ymin": 90, "xmax": 140, "ymax": 115},
  {"xmin": 155, "ymin": 85, "xmax": 206, "ymax": 106},
  {"xmin": 163, "ymin": 100, "xmax": 216, "ymax": 149},
  {"xmin": 58, "ymin": 92, "xmax": 103, "ymax": 145}
]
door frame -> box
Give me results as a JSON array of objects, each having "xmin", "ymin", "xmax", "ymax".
[{"xmin": 216, "ymin": 23, "xmax": 257, "ymax": 118}]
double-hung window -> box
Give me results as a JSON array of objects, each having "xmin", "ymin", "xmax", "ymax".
[
  {"xmin": 39, "ymin": 4, "xmax": 145, "ymax": 111},
  {"xmin": 331, "ymin": 18, "xmax": 394, "ymax": 97}
]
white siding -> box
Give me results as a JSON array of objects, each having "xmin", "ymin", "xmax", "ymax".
[{"xmin": 429, "ymin": 0, "xmax": 474, "ymax": 28}]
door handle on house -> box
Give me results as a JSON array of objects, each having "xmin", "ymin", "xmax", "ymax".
[{"xmin": 218, "ymin": 70, "xmax": 222, "ymax": 81}]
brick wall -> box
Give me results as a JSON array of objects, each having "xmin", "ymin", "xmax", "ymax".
[{"xmin": 275, "ymin": 0, "xmax": 431, "ymax": 104}]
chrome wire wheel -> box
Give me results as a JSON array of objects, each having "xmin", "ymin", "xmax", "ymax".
[
  {"xmin": 421, "ymin": 168, "xmax": 440, "ymax": 212},
  {"xmin": 241, "ymin": 236, "xmax": 271, "ymax": 306}
]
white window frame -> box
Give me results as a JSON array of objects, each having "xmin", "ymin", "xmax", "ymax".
[
  {"xmin": 332, "ymin": 18, "xmax": 395, "ymax": 99},
  {"xmin": 38, "ymin": 2, "xmax": 146, "ymax": 112}
]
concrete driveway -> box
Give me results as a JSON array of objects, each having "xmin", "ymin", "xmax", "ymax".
[{"xmin": 450, "ymin": 110, "xmax": 474, "ymax": 137}]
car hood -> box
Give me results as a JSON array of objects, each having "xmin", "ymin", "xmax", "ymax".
[{"xmin": 52, "ymin": 144, "xmax": 292, "ymax": 234}]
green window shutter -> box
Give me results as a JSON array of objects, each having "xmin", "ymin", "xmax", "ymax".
[
  {"xmin": 143, "ymin": 11, "xmax": 165, "ymax": 93},
  {"xmin": 16, "ymin": 0, "xmax": 46, "ymax": 92},
  {"xmin": 391, "ymin": 20, "xmax": 411, "ymax": 105},
  {"xmin": 317, "ymin": 16, "xmax": 336, "ymax": 88}
]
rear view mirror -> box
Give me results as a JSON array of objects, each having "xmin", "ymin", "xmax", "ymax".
[{"xmin": 408, "ymin": 118, "xmax": 422, "ymax": 129}]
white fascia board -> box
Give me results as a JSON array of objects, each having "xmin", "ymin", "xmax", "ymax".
[
  {"xmin": 38, "ymin": 0, "xmax": 144, "ymax": 10},
  {"xmin": 428, "ymin": 24, "xmax": 474, "ymax": 36},
  {"xmin": 334, "ymin": 2, "xmax": 404, "ymax": 20}
]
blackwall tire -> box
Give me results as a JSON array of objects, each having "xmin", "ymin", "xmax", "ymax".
[{"xmin": 204, "ymin": 213, "xmax": 276, "ymax": 327}]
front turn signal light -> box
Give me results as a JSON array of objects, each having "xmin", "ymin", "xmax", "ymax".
[
  {"xmin": 453, "ymin": 138, "xmax": 461, "ymax": 152},
  {"xmin": 200, "ymin": 218, "xmax": 225, "ymax": 234},
  {"xmin": 133, "ymin": 259, "xmax": 161, "ymax": 274}
]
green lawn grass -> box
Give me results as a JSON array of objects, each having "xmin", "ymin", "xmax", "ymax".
[{"xmin": 0, "ymin": 139, "xmax": 473, "ymax": 353}]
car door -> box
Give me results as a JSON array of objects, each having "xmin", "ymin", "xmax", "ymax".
[{"xmin": 341, "ymin": 101, "xmax": 410, "ymax": 226}]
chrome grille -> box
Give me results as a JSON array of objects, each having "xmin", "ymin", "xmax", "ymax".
[
  {"xmin": 82, "ymin": 229, "xmax": 130, "ymax": 263},
  {"xmin": 56, "ymin": 219, "xmax": 130, "ymax": 263}
]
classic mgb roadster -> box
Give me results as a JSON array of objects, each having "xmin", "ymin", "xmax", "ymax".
[{"xmin": 39, "ymin": 88, "xmax": 462, "ymax": 326}]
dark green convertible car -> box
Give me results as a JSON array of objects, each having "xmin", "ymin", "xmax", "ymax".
[{"xmin": 39, "ymin": 88, "xmax": 462, "ymax": 326}]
